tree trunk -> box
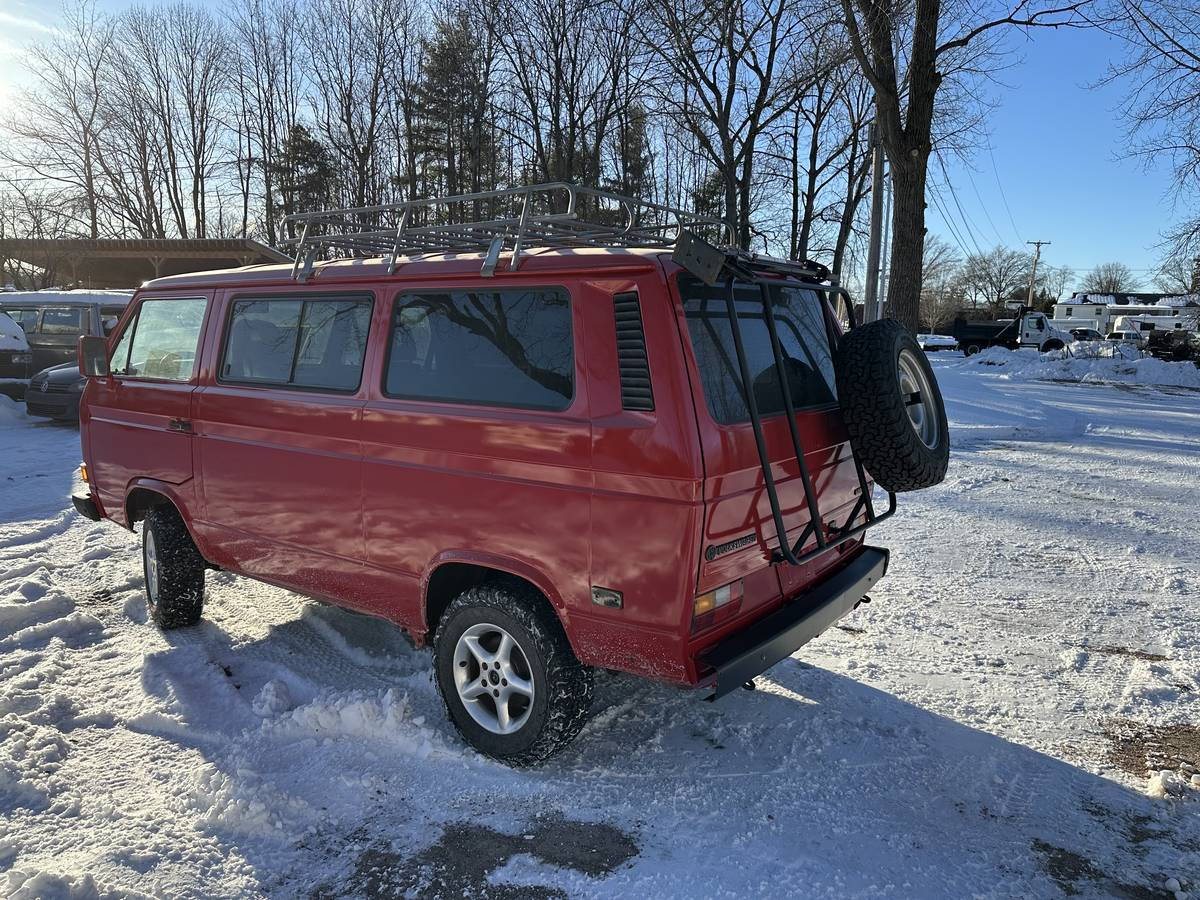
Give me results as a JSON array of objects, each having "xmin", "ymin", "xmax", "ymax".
[{"xmin": 885, "ymin": 153, "xmax": 927, "ymax": 332}]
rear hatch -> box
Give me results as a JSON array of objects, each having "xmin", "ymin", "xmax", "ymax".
[{"xmin": 673, "ymin": 273, "xmax": 868, "ymax": 635}]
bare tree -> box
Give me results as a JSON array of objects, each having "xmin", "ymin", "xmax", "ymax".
[
  {"xmin": 0, "ymin": 184, "xmax": 77, "ymax": 287},
  {"xmin": 839, "ymin": 0, "xmax": 1089, "ymax": 330},
  {"xmin": 962, "ymin": 245, "xmax": 1033, "ymax": 313},
  {"xmin": 305, "ymin": 0, "xmax": 398, "ymax": 209},
  {"xmin": 636, "ymin": 0, "xmax": 815, "ymax": 248},
  {"xmin": 4, "ymin": 1, "xmax": 117, "ymax": 238},
  {"xmin": 1102, "ymin": 1, "xmax": 1200, "ymax": 264},
  {"xmin": 1152, "ymin": 254, "xmax": 1197, "ymax": 294},
  {"xmin": 1080, "ymin": 261, "xmax": 1136, "ymax": 293}
]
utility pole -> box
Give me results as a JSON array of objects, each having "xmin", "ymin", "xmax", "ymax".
[
  {"xmin": 863, "ymin": 122, "xmax": 885, "ymax": 322},
  {"xmin": 1026, "ymin": 240, "xmax": 1050, "ymax": 308},
  {"xmin": 877, "ymin": 176, "xmax": 892, "ymax": 322}
]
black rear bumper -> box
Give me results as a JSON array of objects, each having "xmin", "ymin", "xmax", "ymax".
[
  {"xmin": 72, "ymin": 492, "xmax": 102, "ymax": 521},
  {"xmin": 700, "ymin": 546, "xmax": 889, "ymax": 699}
]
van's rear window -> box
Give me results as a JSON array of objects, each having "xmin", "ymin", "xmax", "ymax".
[
  {"xmin": 384, "ymin": 289, "xmax": 573, "ymax": 410},
  {"xmin": 679, "ymin": 276, "xmax": 836, "ymax": 425}
]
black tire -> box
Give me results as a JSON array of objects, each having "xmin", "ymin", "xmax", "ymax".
[
  {"xmin": 834, "ymin": 319, "xmax": 950, "ymax": 492},
  {"xmin": 434, "ymin": 579, "xmax": 593, "ymax": 765},
  {"xmin": 963, "ymin": 343, "xmax": 982, "ymax": 356},
  {"xmin": 142, "ymin": 505, "xmax": 205, "ymax": 629},
  {"xmin": 1042, "ymin": 339, "xmax": 1064, "ymax": 352}
]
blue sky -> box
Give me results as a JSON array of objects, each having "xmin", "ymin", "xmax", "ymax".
[
  {"xmin": 0, "ymin": 1, "xmax": 1181, "ymax": 290},
  {"xmin": 933, "ymin": 25, "xmax": 1176, "ymax": 290}
]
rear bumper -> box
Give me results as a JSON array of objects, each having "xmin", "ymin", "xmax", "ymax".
[
  {"xmin": 699, "ymin": 545, "xmax": 889, "ymax": 699},
  {"xmin": 71, "ymin": 492, "xmax": 102, "ymax": 522}
]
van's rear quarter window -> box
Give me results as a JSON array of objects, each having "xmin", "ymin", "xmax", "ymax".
[{"xmin": 384, "ymin": 288, "xmax": 573, "ymax": 411}]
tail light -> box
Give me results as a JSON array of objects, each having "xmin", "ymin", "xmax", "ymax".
[{"xmin": 691, "ymin": 579, "xmax": 743, "ymax": 634}]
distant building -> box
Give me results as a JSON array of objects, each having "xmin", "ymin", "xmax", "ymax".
[
  {"xmin": 0, "ymin": 238, "xmax": 292, "ymax": 290},
  {"xmin": 1052, "ymin": 292, "xmax": 1200, "ymax": 334}
]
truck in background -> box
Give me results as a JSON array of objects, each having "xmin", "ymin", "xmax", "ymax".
[{"xmin": 952, "ymin": 306, "xmax": 1073, "ymax": 356}]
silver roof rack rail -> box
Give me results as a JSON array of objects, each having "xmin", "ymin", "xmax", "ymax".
[{"xmin": 276, "ymin": 182, "xmax": 734, "ymax": 280}]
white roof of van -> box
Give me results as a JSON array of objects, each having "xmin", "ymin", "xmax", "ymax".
[{"xmin": 0, "ymin": 289, "xmax": 133, "ymax": 305}]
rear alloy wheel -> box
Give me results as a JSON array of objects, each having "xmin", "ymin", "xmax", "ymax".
[
  {"xmin": 142, "ymin": 505, "xmax": 205, "ymax": 629},
  {"xmin": 434, "ymin": 580, "xmax": 593, "ymax": 765},
  {"xmin": 835, "ymin": 319, "xmax": 950, "ymax": 492}
]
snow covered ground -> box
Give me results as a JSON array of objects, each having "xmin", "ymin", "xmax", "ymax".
[{"xmin": 1, "ymin": 359, "xmax": 1198, "ymax": 899}]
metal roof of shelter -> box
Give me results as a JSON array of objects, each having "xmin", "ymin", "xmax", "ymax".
[{"xmin": 0, "ymin": 238, "xmax": 292, "ymax": 290}]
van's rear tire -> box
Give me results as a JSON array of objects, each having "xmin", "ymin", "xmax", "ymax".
[
  {"xmin": 142, "ymin": 506, "xmax": 205, "ymax": 629},
  {"xmin": 434, "ymin": 580, "xmax": 593, "ymax": 765},
  {"xmin": 835, "ymin": 320, "xmax": 950, "ymax": 492}
]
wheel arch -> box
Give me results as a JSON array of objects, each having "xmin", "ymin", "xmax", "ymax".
[
  {"xmin": 421, "ymin": 552, "xmax": 568, "ymax": 643},
  {"xmin": 124, "ymin": 480, "xmax": 211, "ymax": 561}
]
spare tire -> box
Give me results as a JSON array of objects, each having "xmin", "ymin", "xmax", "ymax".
[{"xmin": 834, "ymin": 319, "xmax": 949, "ymax": 492}]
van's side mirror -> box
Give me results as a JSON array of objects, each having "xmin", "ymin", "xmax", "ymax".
[{"xmin": 79, "ymin": 335, "xmax": 110, "ymax": 377}]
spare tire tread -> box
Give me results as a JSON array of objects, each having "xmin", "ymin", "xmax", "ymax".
[{"xmin": 835, "ymin": 320, "xmax": 949, "ymax": 492}]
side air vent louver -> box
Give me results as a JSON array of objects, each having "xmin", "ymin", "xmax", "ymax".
[{"xmin": 614, "ymin": 291, "xmax": 654, "ymax": 411}]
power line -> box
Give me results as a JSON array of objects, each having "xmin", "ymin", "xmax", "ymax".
[
  {"xmin": 935, "ymin": 155, "xmax": 986, "ymax": 257},
  {"xmin": 928, "ymin": 187, "xmax": 974, "ymax": 259},
  {"xmin": 986, "ymin": 136, "xmax": 1023, "ymax": 245},
  {"xmin": 964, "ymin": 164, "xmax": 1006, "ymax": 247}
]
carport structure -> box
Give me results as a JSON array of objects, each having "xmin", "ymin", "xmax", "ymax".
[{"xmin": 0, "ymin": 238, "xmax": 292, "ymax": 290}]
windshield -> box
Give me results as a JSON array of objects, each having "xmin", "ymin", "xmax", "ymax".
[{"xmin": 677, "ymin": 275, "xmax": 837, "ymax": 425}]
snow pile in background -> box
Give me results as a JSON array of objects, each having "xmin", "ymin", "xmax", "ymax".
[
  {"xmin": 1157, "ymin": 294, "xmax": 1200, "ymax": 307},
  {"xmin": 0, "ymin": 396, "xmax": 24, "ymax": 425},
  {"xmin": 0, "ymin": 313, "xmax": 28, "ymax": 350},
  {"xmin": 958, "ymin": 346, "xmax": 1200, "ymax": 389}
]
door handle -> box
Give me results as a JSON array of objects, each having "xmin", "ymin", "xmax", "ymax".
[{"xmin": 168, "ymin": 418, "xmax": 193, "ymax": 433}]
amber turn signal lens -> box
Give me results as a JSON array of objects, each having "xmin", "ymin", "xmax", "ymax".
[
  {"xmin": 692, "ymin": 580, "xmax": 744, "ymax": 622},
  {"xmin": 79, "ymin": 463, "xmax": 89, "ymax": 483}
]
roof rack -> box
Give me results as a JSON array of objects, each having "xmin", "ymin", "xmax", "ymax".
[{"xmin": 277, "ymin": 182, "xmax": 734, "ymax": 282}]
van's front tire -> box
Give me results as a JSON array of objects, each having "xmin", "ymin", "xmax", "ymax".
[
  {"xmin": 434, "ymin": 580, "xmax": 593, "ymax": 765},
  {"xmin": 142, "ymin": 506, "xmax": 205, "ymax": 629}
]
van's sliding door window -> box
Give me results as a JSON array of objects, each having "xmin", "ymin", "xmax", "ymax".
[
  {"xmin": 679, "ymin": 276, "xmax": 836, "ymax": 425},
  {"xmin": 384, "ymin": 289, "xmax": 573, "ymax": 411},
  {"xmin": 221, "ymin": 296, "xmax": 372, "ymax": 392}
]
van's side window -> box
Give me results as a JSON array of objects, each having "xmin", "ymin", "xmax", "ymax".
[
  {"xmin": 115, "ymin": 298, "xmax": 207, "ymax": 381},
  {"xmin": 384, "ymin": 289, "xmax": 573, "ymax": 410},
  {"xmin": 221, "ymin": 296, "xmax": 372, "ymax": 392}
]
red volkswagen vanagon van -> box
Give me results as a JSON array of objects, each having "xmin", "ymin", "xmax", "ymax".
[{"xmin": 73, "ymin": 185, "xmax": 948, "ymax": 763}]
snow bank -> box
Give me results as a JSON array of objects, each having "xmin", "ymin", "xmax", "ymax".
[
  {"xmin": 0, "ymin": 312, "xmax": 28, "ymax": 350},
  {"xmin": 272, "ymin": 688, "xmax": 451, "ymax": 761},
  {"xmin": 957, "ymin": 346, "xmax": 1200, "ymax": 389},
  {"xmin": 5, "ymin": 868, "xmax": 152, "ymax": 899},
  {"xmin": 0, "ymin": 395, "xmax": 25, "ymax": 425}
]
